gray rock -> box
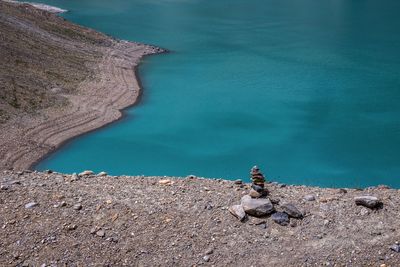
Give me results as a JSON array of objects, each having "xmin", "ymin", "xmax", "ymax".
[
  {"xmin": 205, "ymin": 203, "xmax": 213, "ymax": 210},
  {"xmin": 234, "ymin": 179, "xmax": 243, "ymax": 185},
  {"xmin": 241, "ymin": 195, "xmax": 274, "ymax": 217},
  {"xmin": 203, "ymin": 255, "xmax": 210, "ymax": 262},
  {"xmin": 54, "ymin": 201, "xmax": 66, "ymax": 208},
  {"xmin": 281, "ymin": 203, "xmax": 303, "ymax": 218},
  {"xmin": 228, "ymin": 205, "xmax": 247, "ymax": 221},
  {"xmin": 205, "ymin": 248, "xmax": 214, "ymax": 255},
  {"xmin": 66, "ymin": 224, "xmax": 77, "ymax": 231},
  {"xmin": 71, "ymin": 173, "xmax": 79, "ymax": 181},
  {"xmin": 360, "ymin": 207, "xmax": 370, "ymax": 216},
  {"xmin": 96, "ymin": 230, "xmax": 105, "ymax": 237},
  {"xmin": 354, "ymin": 196, "xmax": 382, "ymax": 209},
  {"xmin": 258, "ymin": 223, "xmax": 267, "ymax": 229},
  {"xmin": 272, "ymin": 212, "xmax": 289, "ymax": 226},
  {"xmin": 251, "ymin": 184, "xmax": 265, "ymax": 193},
  {"xmin": 0, "ymin": 184, "xmax": 9, "ymax": 190},
  {"xmin": 78, "ymin": 170, "xmax": 94, "ymax": 177},
  {"xmin": 390, "ymin": 244, "xmax": 400, "ymax": 253},
  {"xmin": 338, "ymin": 188, "xmax": 348, "ymax": 194},
  {"xmin": 25, "ymin": 202, "xmax": 38, "ymax": 209},
  {"xmin": 97, "ymin": 171, "xmax": 107, "ymax": 176},
  {"xmin": 73, "ymin": 203, "xmax": 82, "ymax": 210},
  {"xmin": 304, "ymin": 194, "xmax": 316, "ymax": 201}
]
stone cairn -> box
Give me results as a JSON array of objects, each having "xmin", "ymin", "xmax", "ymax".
[
  {"xmin": 228, "ymin": 166, "xmax": 303, "ymax": 226},
  {"xmin": 229, "ymin": 166, "xmax": 384, "ymax": 227},
  {"xmin": 249, "ymin": 166, "xmax": 268, "ymax": 198}
]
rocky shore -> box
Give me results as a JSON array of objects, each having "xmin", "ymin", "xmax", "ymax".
[
  {"xmin": 1, "ymin": 170, "xmax": 400, "ymax": 266},
  {"xmin": 0, "ymin": 1, "xmax": 165, "ymax": 171}
]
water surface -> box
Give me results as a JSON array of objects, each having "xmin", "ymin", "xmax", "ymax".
[{"xmin": 36, "ymin": 0, "xmax": 400, "ymax": 188}]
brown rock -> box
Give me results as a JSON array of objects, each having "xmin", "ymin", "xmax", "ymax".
[{"xmin": 249, "ymin": 189, "xmax": 262, "ymax": 198}]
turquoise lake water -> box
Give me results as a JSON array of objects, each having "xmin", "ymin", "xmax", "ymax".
[{"xmin": 35, "ymin": 0, "xmax": 400, "ymax": 188}]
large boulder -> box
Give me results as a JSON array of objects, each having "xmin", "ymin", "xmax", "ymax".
[
  {"xmin": 241, "ymin": 195, "xmax": 274, "ymax": 217},
  {"xmin": 281, "ymin": 203, "xmax": 303, "ymax": 218},
  {"xmin": 354, "ymin": 196, "xmax": 382, "ymax": 209},
  {"xmin": 228, "ymin": 205, "xmax": 247, "ymax": 221}
]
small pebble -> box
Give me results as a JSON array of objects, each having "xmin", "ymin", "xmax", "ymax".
[
  {"xmin": 390, "ymin": 244, "xmax": 400, "ymax": 253},
  {"xmin": 259, "ymin": 223, "xmax": 267, "ymax": 229},
  {"xmin": 25, "ymin": 202, "xmax": 38, "ymax": 209},
  {"xmin": 54, "ymin": 201, "xmax": 66, "ymax": 208},
  {"xmin": 205, "ymin": 248, "xmax": 214, "ymax": 255},
  {"xmin": 66, "ymin": 224, "xmax": 77, "ymax": 231},
  {"xmin": 73, "ymin": 203, "xmax": 82, "ymax": 210},
  {"xmin": 203, "ymin": 255, "xmax": 210, "ymax": 262},
  {"xmin": 304, "ymin": 194, "xmax": 316, "ymax": 201},
  {"xmin": 0, "ymin": 184, "xmax": 9, "ymax": 190},
  {"xmin": 360, "ymin": 207, "xmax": 370, "ymax": 216},
  {"xmin": 96, "ymin": 230, "xmax": 105, "ymax": 237}
]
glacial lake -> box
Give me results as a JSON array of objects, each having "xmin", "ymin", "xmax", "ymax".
[{"xmin": 36, "ymin": 0, "xmax": 400, "ymax": 188}]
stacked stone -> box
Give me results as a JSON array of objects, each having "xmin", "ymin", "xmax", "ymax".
[{"xmin": 250, "ymin": 166, "xmax": 265, "ymax": 190}]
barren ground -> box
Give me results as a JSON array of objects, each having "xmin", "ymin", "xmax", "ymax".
[{"xmin": 1, "ymin": 171, "xmax": 400, "ymax": 266}]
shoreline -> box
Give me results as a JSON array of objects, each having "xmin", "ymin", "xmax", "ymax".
[
  {"xmin": 5, "ymin": 42, "xmax": 167, "ymax": 171},
  {"xmin": 29, "ymin": 50, "xmax": 167, "ymax": 171},
  {"xmin": 0, "ymin": 1, "xmax": 167, "ymax": 171}
]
